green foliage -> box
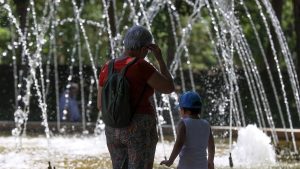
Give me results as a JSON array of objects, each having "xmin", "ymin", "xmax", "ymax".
[
  {"xmin": 282, "ymin": 1, "xmax": 296, "ymax": 56},
  {"xmin": 188, "ymin": 21, "xmax": 217, "ymax": 70},
  {"xmin": 0, "ymin": 27, "xmax": 10, "ymax": 44},
  {"xmin": 0, "ymin": 8, "xmax": 10, "ymax": 64}
]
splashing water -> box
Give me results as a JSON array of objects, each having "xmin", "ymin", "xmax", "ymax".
[
  {"xmin": 215, "ymin": 125, "xmax": 277, "ymax": 168},
  {"xmin": 231, "ymin": 125, "xmax": 276, "ymax": 166}
]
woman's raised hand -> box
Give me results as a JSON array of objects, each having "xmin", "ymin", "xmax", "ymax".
[{"xmin": 146, "ymin": 44, "xmax": 163, "ymax": 61}]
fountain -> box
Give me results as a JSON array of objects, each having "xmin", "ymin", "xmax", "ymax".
[
  {"xmin": 219, "ymin": 125, "xmax": 277, "ymax": 167},
  {"xmin": 0, "ymin": 0, "xmax": 299, "ymax": 168}
]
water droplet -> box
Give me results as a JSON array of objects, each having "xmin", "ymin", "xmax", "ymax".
[
  {"xmin": 63, "ymin": 110, "xmax": 68, "ymax": 115},
  {"xmin": 2, "ymin": 51, "xmax": 7, "ymax": 57},
  {"xmin": 7, "ymin": 45, "xmax": 12, "ymax": 50}
]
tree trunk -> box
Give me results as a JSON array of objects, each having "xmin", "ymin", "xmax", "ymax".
[
  {"xmin": 107, "ymin": 0, "xmax": 116, "ymax": 37},
  {"xmin": 272, "ymin": 0, "xmax": 283, "ymax": 21},
  {"xmin": 266, "ymin": 0, "xmax": 283, "ymax": 73},
  {"xmin": 294, "ymin": 0, "xmax": 300, "ymax": 82},
  {"xmin": 14, "ymin": 0, "xmax": 28, "ymax": 33},
  {"xmin": 106, "ymin": 0, "xmax": 117, "ymax": 58},
  {"xmin": 14, "ymin": 0, "xmax": 28, "ymax": 64},
  {"xmin": 166, "ymin": 6, "xmax": 176, "ymax": 68},
  {"xmin": 14, "ymin": 0, "xmax": 29, "ymax": 109}
]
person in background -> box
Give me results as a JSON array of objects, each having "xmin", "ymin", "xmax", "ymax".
[
  {"xmin": 160, "ymin": 91, "xmax": 215, "ymax": 169},
  {"xmin": 97, "ymin": 25, "xmax": 175, "ymax": 169},
  {"xmin": 59, "ymin": 83, "xmax": 81, "ymax": 122}
]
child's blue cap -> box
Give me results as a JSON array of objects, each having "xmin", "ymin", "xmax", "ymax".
[{"xmin": 178, "ymin": 91, "xmax": 202, "ymax": 109}]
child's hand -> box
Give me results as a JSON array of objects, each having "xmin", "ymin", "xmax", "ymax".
[
  {"xmin": 160, "ymin": 160, "xmax": 173, "ymax": 167},
  {"xmin": 208, "ymin": 161, "xmax": 214, "ymax": 169}
]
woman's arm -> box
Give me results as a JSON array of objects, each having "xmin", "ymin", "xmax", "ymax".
[
  {"xmin": 160, "ymin": 120, "xmax": 186, "ymax": 167},
  {"xmin": 97, "ymin": 86, "xmax": 102, "ymax": 111},
  {"xmin": 208, "ymin": 127, "xmax": 215, "ymax": 169},
  {"xmin": 146, "ymin": 44, "xmax": 175, "ymax": 94}
]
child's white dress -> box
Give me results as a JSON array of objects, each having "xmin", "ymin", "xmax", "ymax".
[{"xmin": 178, "ymin": 117, "xmax": 210, "ymax": 169}]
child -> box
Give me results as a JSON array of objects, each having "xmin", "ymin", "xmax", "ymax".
[{"xmin": 160, "ymin": 91, "xmax": 215, "ymax": 169}]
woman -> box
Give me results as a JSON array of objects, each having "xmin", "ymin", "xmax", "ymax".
[{"xmin": 97, "ymin": 25, "xmax": 175, "ymax": 169}]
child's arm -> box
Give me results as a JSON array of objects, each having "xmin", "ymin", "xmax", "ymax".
[
  {"xmin": 160, "ymin": 120, "xmax": 186, "ymax": 167},
  {"xmin": 208, "ymin": 127, "xmax": 215, "ymax": 169}
]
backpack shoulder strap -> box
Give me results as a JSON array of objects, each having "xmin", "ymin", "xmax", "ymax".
[
  {"xmin": 108, "ymin": 59, "xmax": 115, "ymax": 76},
  {"xmin": 120, "ymin": 57, "xmax": 139, "ymax": 76}
]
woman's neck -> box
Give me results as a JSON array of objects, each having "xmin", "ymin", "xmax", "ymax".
[{"xmin": 124, "ymin": 50, "xmax": 141, "ymax": 58}]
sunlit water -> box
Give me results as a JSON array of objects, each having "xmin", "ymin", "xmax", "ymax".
[
  {"xmin": 0, "ymin": 125, "xmax": 299, "ymax": 169},
  {"xmin": 215, "ymin": 125, "xmax": 279, "ymax": 168},
  {"xmin": 231, "ymin": 125, "xmax": 276, "ymax": 165}
]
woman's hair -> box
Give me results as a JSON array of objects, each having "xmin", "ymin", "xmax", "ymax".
[{"xmin": 124, "ymin": 26, "xmax": 153, "ymax": 50}]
